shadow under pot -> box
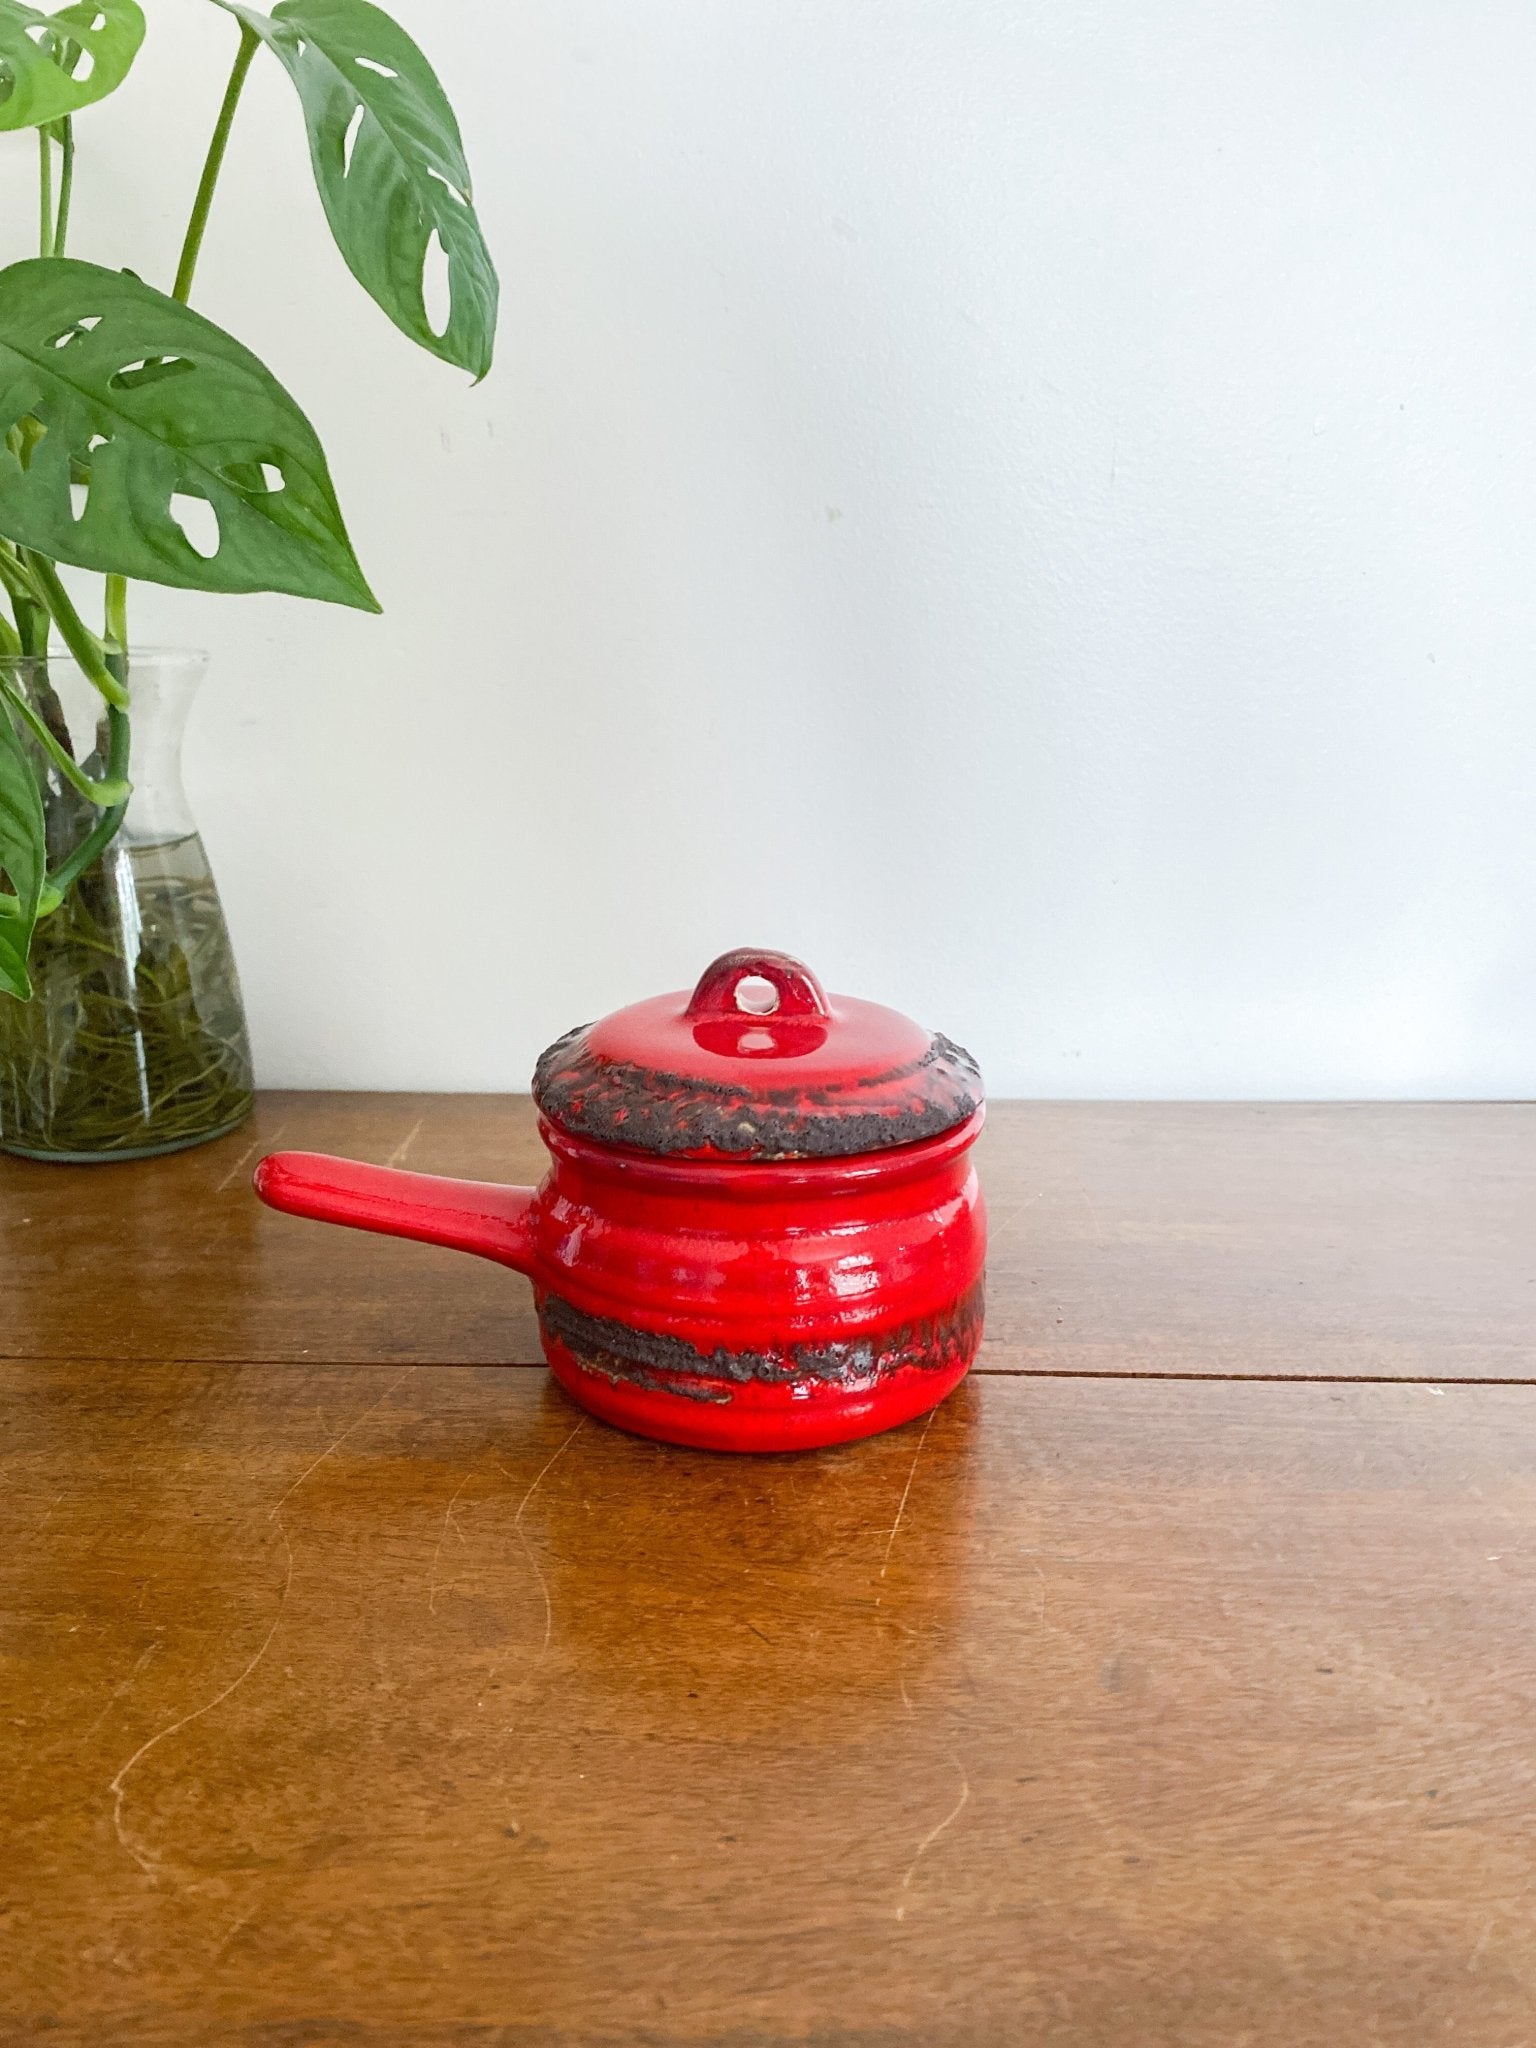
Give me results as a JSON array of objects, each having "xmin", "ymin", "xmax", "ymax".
[{"xmin": 254, "ymin": 949, "xmax": 986, "ymax": 1453}]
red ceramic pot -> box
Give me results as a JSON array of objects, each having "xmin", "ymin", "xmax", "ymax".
[{"xmin": 254, "ymin": 950, "xmax": 986, "ymax": 1453}]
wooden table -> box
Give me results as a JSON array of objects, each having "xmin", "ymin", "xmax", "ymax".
[{"xmin": 3, "ymin": 1096, "xmax": 1534, "ymax": 2047}]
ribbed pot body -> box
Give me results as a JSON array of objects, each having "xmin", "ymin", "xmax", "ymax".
[{"xmin": 528, "ymin": 1111, "xmax": 987, "ymax": 1451}]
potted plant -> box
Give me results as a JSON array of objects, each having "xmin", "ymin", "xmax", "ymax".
[{"xmin": 0, "ymin": 0, "xmax": 496, "ymax": 1157}]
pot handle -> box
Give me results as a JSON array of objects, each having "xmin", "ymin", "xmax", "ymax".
[
  {"xmin": 253, "ymin": 1152, "xmax": 539, "ymax": 1277},
  {"xmin": 685, "ymin": 948, "xmax": 831, "ymax": 1020}
]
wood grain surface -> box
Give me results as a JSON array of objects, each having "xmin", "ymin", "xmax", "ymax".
[
  {"xmin": 3, "ymin": 1094, "xmax": 1533, "ymax": 1377},
  {"xmin": 3, "ymin": 1096, "xmax": 1535, "ymax": 2046}
]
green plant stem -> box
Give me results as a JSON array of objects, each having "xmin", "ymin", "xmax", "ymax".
[
  {"xmin": 16, "ymin": 600, "xmax": 49, "ymax": 658},
  {"xmin": 37, "ymin": 704, "xmax": 130, "ymax": 913},
  {"xmin": 0, "ymin": 680, "xmax": 130, "ymax": 808},
  {"xmin": 104, "ymin": 10, "xmax": 264, "ymax": 727},
  {"xmin": 0, "ymin": 543, "xmax": 48, "ymax": 656},
  {"xmin": 21, "ymin": 554, "xmax": 128, "ymax": 708},
  {"xmin": 0, "ymin": 540, "xmax": 42, "ymax": 615},
  {"xmin": 53, "ymin": 118, "xmax": 74, "ymax": 256},
  {"xmin": 173, "ymin": 23, "xmax": 260, "ymax": 305},
  {"xmin": 37, "ymin": 127, "xmax": 53, "ymax": 259}
]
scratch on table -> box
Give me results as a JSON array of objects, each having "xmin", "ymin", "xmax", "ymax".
[
  {"xmin": 894, "ymin": 1755, "xmax": 970, "ymax": 1922},
  {"xmin": 81, "ymin": 1638, "xmax": 163, "ymax": 1742},
  {"xmin": 109, "ymin": 1520, "xmax": 294, "ymax": 1878},
  {"xmin": 427, "ymin": 1466, "xmax": 476, "ymax": 1614},
  {"xmin": 1014, "ymin": 1549, "xmax": 1055, "ymax": 1633},
  {"xmin": 268, "ymin": 1365, "xmax": 416, "ymax": 1519},
  {"xmin": 497, "ymin": 1418, "xmax": 585, "ymax": 1669},
  {"xmin": 892, "ymin": 1647, "xmax": 972, "ymax": 1921},
  {"xmin": 215, "ymin": 1127, "xmax": 282, "ymax": 1196},
  {"xmin": 386, "ymin": 1118, "xmax": 424, "ymax": 1169},
  {"xmin": 989, "ymin": 1187, "xmax": 1046, "ymax": 1231},
  {"xmin": 212, "ymin": 1902, "xmax": 259, "ymax": 1962},
  {"xmin": 877, "ymin": 1407, "xmax": 937, "ymax": 1601}
]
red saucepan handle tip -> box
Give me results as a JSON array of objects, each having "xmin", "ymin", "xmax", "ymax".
[
  {"xmin": 251, "ymin": 1153, "xmax": 296, "ymax": 1206},
  {"xmin": 253, "ymin": 1149, "xmax": 538, "ymax": 1276}
]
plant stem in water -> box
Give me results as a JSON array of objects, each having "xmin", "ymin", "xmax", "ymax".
[{"xmin": 39, "ymin": 704, "xmax": 129, "ymax": 909}]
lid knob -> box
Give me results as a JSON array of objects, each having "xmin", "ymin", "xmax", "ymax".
[{"xmin": 684, "ymin": 949, "xmax": 831, "ymax": 1023}]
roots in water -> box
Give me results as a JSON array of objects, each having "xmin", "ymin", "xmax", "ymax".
[{"xmin": 0, "ymin": 831, "xmax": 253, "ymax": 1160}]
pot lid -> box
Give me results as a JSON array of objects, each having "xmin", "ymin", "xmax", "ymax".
[{"xmin": 532, "ymin": 948, "xmax": 983, "ymax": 1160}]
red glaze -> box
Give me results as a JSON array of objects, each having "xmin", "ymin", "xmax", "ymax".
[{"xmin": 254, "ymin": 951, "xmax": 987, "ymax": 1453}]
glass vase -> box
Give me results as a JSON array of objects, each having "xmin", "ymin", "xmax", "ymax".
[{"xmin": 0, "ymin": 649, "xmax": 254, "ymax": 1162}]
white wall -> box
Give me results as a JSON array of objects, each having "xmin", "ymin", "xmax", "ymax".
[{"xmin": 9, "ymin": 0, "xmax": 1536, "ymax": 1096}]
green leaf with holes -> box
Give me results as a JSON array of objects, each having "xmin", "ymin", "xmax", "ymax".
[
  {"xmin": 214, "ymin": 0, "xmax": 497, "ymax": 379},
  {"xmin": 0, "ymin": 258, "xmax": 378, "ymax": 609},
  {"xmin": 0, "ymin": 0, "xmax": 145, "ymax": 130},
  {"xmin": 0, "ymin": 695, "xmax": 45, "ymax": 999}
]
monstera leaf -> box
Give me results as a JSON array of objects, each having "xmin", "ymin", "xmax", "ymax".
[
  {"xmin": 0, "ymin": 699, "xmax": 45, "ymax": 999},
  {"xmin": 0, "ymin": 0, "xmax": 144, "ymax": 130},
  {"xmin": 215, "ymin": 0, "xmax": 497, "ymax": 379},
  {"xmin": 0, "ymin": 258, "xmax": 378, "ymax": 608}
]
